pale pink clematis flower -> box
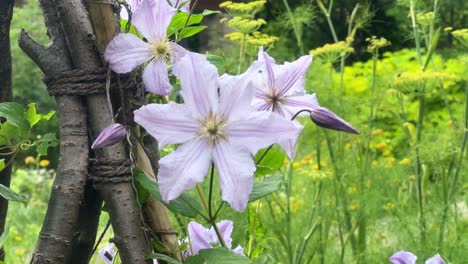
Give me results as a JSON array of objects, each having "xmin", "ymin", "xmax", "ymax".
[
  {"xmin": 226, "ymin": 47, "xmax": 358, "ymax": 158},
  {"xmin": 134, "ymin": 52, "xmax": 300, "ymax": 211},
  {"xmin": 187, "ymin": 220, "xmax": 244, "ymax": 255},
  {"xmin": 105, "ymin": 0, "xmax": 187, "ymax": 95},
  {"xmin": 389, "ymin": 251, "xmax": 446, "ymax": 264}
]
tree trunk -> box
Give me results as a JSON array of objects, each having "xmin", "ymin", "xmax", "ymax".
[
  {"xmin": 53, "ymin": 0, "xmax": 151, "ymax": 262},
  {"xmin": 19, "ymin": 0, "xmax": 89, "ymax": 262},
  {"xmin": 0, "ymin": 0, "xmax": 15, "ymax": 261}
]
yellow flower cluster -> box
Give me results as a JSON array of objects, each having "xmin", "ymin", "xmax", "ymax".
[
  {"xmin": 452, "ymin": 28, "xmax": 468, "ymax": 48},
  {"xmin": 366, "ymin": 36, "xmax": 391, "ymax": 53},
  {"xmin": 393, "ymin": 70, "xmax": 459, "ymax": 92},
  {"xmin": 309, "ymin": 40, "xmax": 354, "ymax": 63},
  {"xmin": 416, "ymin": 12, "xmax": 434, "ymax": 27},
  {"xmin": 220, "ymin": 0, "xmax": 278, "ymax": 49},
  {"xmin": 219, "ymin": 1, "xmax": 266, "ymax": 18}
]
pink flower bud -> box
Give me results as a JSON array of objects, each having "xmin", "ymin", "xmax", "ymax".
[{"xmin": 91, "ymin": 123, "xmax": 127, "ymax": 149}]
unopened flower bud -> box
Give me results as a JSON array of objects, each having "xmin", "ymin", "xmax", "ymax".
[
  {"xmin": 309, "ymin": 107, "xmax": 359, "ymax": 134},
  {"xmin": 91, "ymin": 123, "xmax": 127, "ymax": 149}
]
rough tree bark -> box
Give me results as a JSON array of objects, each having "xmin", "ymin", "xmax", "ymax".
[
  {"xmin": 0, "ymin": 0, "xmax": 15, "ymax": 261},
  {"xmin": 51, "ymin": 0, "xmax": 152, "ymax": 262},
  {"xmin": 19, "ymin": 0, "xmax": 90, "ymax": 262}
]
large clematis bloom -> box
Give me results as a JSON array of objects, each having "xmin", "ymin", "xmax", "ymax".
[
  {"xmin": 105, "ymin": 0, "xmax": 187, "ymax": 95},
  {"xmin": 229, "ymin": 47, "xmax": 358, "ymax": 158},
  {"xmin": 187, "ymin": 220, "xmax": 244, "ymax": 255},
  {"xmin": 389, "ymin": 251, "xmax": 446, "ymax": 264},
  {"xmin": 134, "ymin": 52, "xmax": 300, "ymax": 211}
]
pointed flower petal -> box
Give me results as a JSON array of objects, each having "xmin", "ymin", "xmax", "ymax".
[
  {"xmin": 104, "ymin": 33, "xmax": 152, "ymax": 73},
  {"xmin": 276, "ymin": 55, "xmax": 313, "ymax": 96},
  {"xmin": 91, "ymin": 123, "xmax": 126, "ymax": 149},
  {"xmin": 142, "ymin": 60, "xmax": 172, "ymax": 95},
  {"xmin": 229, "ymin": 111, "xmax": 302, "ymax": 158},
  {"xmin": 158, "ymin": 139, "xmax": 212, "ymax": 202},
  {"xmin": 309, "ymin": 107, "xmax": 359, "ymax": 134},
  {"xmin": 425, "ymin": 254, "xmax": 445, "ymax": 264},
  {"xmin": 232, "ymin": 245, "xmax": 245, "ymax": 256},
  {"xmin": 281, "ymin": 93, "xmax": 320, "ymax": 118},
  {"xmin": 389, "ymin": 251, "xmax": 417, "ymax": 264},
  {"xmin": 212, "ymin": 141, "xmax": 255, "ymax": 211},
  {"xmin": 188, "ymin": 221, "xmax": 213, "ymax": 254},
  {"xmin": 214, "ymin": 220, "xmax": 233, "ymax": 249},
  {"xmin": 172, "ymin": 52, "xmax": 219, "ymax": 117},
  {"xmin": 259, "ymin": 48, "xmax": 276, "ymax": 92},
  {"xmin": 133, "ymin": 0, "xmax": 176, "ymax": 41},
  {"xmin": 134, "ymin": 103, "xmax": 199, "ymax": 148}
]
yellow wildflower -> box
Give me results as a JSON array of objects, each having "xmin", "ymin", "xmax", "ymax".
[
  {"xmin": 399, "ymin": 158, "xmax": 411, "ymax": 165},
  {"xmin": 220, "ymin": 0, "xmax": 266, "ymax": 17},
  {"xmin": 345, "ymin": 143, "xmax": 351, "ymax": 149},
  {"xmin": 383, "ymin": 150, "xmax": 391, "ymax": 157},
  {"xmin": 292, "ymin": 162, "xmax": 300, "ymax": 169},
  {"xmin": 15, "ymin": 248, "xmax": 25, "ymax": 256},
  {"xmin": 376, "ymin": 142, "xmax": 387, "ymax": 150},
  {"xmin": 24, "ymin": 156, "xmax": 36, "ymax": 165},
  {"xmin": 383, "ymin": 202, "xmax": 395, "ymax": 210},
  {"xmin": 15, "ymin": 236, "xmax": 22, "ymax": 241},
  {"xmin": 347, "ymin": 186, "xmax": 357, "ymax": 194},
  {"xmin": 372, "ymin": 129, "xmax": 384, "ymax": 136},
  {"xmin": 408, "ymin": 175, "xmax": 416, "ymax": 182},
  {"xmin": 366, "ymin": 36, "xmax": 391, "ymax": 53},
  {"xmin": 39, "ymin": 160, "xmax": 50, "ymax": 167}
]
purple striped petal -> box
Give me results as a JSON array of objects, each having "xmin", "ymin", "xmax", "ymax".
[
  {"xmin": 133, "ymin": 0, "xmax": 176, "ymax": 42},
  {"xmin": 172, "ymin": 52, "xmax": 219, "ymax": 117},
  {"xmin": 277, "ymin": 55, "xmax": 313, "ymax": 96},
  {"xmin": 142, "ymin": 59, "xmax": 172, "ymax": 95},
  {"xmin": 104, "ymin": 33, "xmax": 152, "ymax": 73},
  {"xmin": 309, "ymin": 107, "xmax": 359, "ymax": 134},
  {"xmin": 120, "ymin": 0, "xmax": 144, "ymax": 20},
  {"xmin": 228, "ymin": 111, "xmax": 302, "ymax": 159},
  {"xmin": 282, "ymin": 93, "xmax": 319, "ymax": 118},
  {"xmin": 169, "ymin": 42, "xmax": 189, "ymax": 65},
  {"xmin": 134, "ymin": 103, "xmax": 199, "ymax": 148},
  {"xmin": 218, "ymin": 74, "xmax": 255, "ymax": 121},
  {"xmin": 213, "ymin": 141, "xmax": 255, "ymax": 211},
  {"xmin": 389, "ymin": 251, "xmax": 417, "ymax": 264},
  {"xmin": 258, "ymin": 47, "xmax": 276, "ymax": 92},
  {"xmin": 158, "ymin": 139, "xmax": 212, "ymax": 202},
  {"xmin": 425, "ymin": 254, "xmax": 445, "ymax": 264},
  {"xmin": 277, "ymin": 121, "xmax": 303, "ymax": 159}
]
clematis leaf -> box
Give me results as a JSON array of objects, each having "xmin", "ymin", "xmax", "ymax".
[
  {"xmin": 0, "ymin": 102, "xmax": 30, "ymax": 136},
  {"xmin": 0, "ymin": 184, "xmax": 27, "ymax": 206},
  {"xmin": 254, "ymin": 149, "xmax": 285, "ymax": 176},
  {"xmin": 249, "ymin": 174, "xmax": 283, "ymax": 202},
  {"xmin": 179, "ymin": 26, "xmax": 207, "ymax": 39},
  {"xmin": 184, "ymin": 248, "xmax": 252, "ymax": 264}
]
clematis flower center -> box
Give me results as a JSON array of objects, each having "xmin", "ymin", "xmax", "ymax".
[
  {"xmin": 199, "ymin": 112, "xmax": 227, "ymax": 145},
  {"xmin": 151, "ymin": 40, "xmax": 171, "ymax": 61},
  {"xmin": 266, "ymin": 91, "xmax": 283, "ymax": 111}
]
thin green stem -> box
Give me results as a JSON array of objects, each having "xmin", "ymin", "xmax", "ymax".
[
  {"xmin": 317, "ymin": 0, "xmax": 338, "ymax": 42},
  {"xmin": 282, "ymin": 0, "xmax": 304, "ymax": 54},
  {"xmin": 410, "ymin": 0, "xmax": 423, "ymax": 66},
  {"xmin": 247, "ymin": 201, "xmax": 261, "ymax": 257},
  {"xmin": 415, "ymin": 93, "xmax": 427, "ymax": 244},
  {"xmin": 286, "ymin": 162, "xmax": 294, "ymax": 264},
  {"xmin": 207, "ymin": 163, "xmax": 227, "ymax": 248},
  {"xmin": 237, "ymin": 33, "xmax": 247, "ymax": 74}
]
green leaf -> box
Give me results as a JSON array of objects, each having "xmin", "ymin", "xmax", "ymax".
[
  {"xmin": 25, "ymin": 103, "xmax": 55, "ymax": 128},
  {"xmin": 0, "ymin": 224, "xmax": 10, "ymax": 249},
  {"xmin": 0, "ymin": 184, "xmax": 27, "ymax": 205},
  {"xmin": 0, "ymin": 159, "xmax": 5, "ymax": 172},
  {"xmin": 147, "ymin": 253, "xmax": 181, "ymax": 264},
  {"xmin": 0, "ymin": 102, "xmax": 30, "ymax": 134},
  {"xmin": 422, "ymin": 27, "xmax": 441, "ymax": 71},
  {"xmin": 167, "ymin": 13, "xmax": 204, "ymax": 36},
  {"xmin": 179, "ymin": 26, "xmax": 207, "ymax": 39},
  {"xmin": 185, "ymin": 248, "xmax": 253, "ymax": 264},
  {"xmin": 120, "ymin": 20, "xmax": 139, "ymax": 36},
  {"xmin": 254, "ymin": 149, "xmax": 286, "ymax": 176},
  {"xmin": 201, "ymin": 9, "xmax": 221, "ymax": 16},
  {"xmin": 33, "ymin": 133, "xmax": 59, "ymax": 156},
  {"xmin": 134, "ymin": 173, "xmax": 203, "ymax": 217},
  {"xmin": 249, "ymin": 174, "xmax": 283, "ymax": 202}
]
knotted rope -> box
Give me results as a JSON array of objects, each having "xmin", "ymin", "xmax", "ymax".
[
  {"xmin": 43, "ymin": 68, "xmax": 135, "ymax": 96},
  {"xmin": 88, "ymin": 158, "xmax": 133, "ymax": 183}
]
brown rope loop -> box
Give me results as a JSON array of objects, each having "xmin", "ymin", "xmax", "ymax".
[
  {"xmin": 89, "ymin": 158, "xmax": 133, "ymax": 183},
  {"xmin": 43, "ymin": 68, "xmax": 135, "ymax": 96}
]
